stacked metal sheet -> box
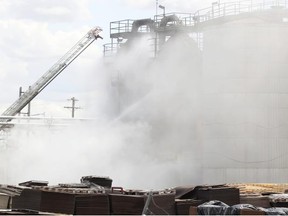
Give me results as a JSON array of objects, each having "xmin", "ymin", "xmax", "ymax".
[
  {"xmin": 18, "ymin": 181, "xmax": 48, "ymax": 187},
  {"xmin": 147, "ymin": 193, "xmax": 176, "ymax": 215},
  {"xmin": 196, "ymin": 186, "xmax": 240, "ymax": 206},
  {"xmin": 0, "ymin": 184, "xmax": 25, "ymax": 210},
  {"xmin": 12, "ymin": 189, "xmax": 76, "ymax": 214},
  {"xmin": 174, "ymin": 185, "xmax": 199, "ymax": 199},
  {"xmin": 240, "ymin": 194, "xmax": 271, "ymax": 208},
  {"xmin": 0, "ymin": 193, "xmax": 10, "ymax": 209},
  {"xmin": 74, "ymin": 194, "xmax": 110, "ymax": 215},
  {"xmin": 81, "ymin": 176, "xmax": 112, "ymax": 188},
  {"xmin": 0, "ymin": 185, "xmax": 23, "ymax": 197},
  {"xmin": 40, "ymin": 190, "xmax": 76, "ymax": 214},
  {"xmin": 109, "ymin": 189, "xmax": 175, "ymax": 215},
  {"xmin": 12, "ymin": 189, "xmax": 42, "ymax": 212},
  {"xmin": 175, "ymin": 199, "xmax": 204, "ymax": 215},
  {"xmin": 12, "ymin": 183, "xmax": 107, "ymax": 215},
  {"xmin": 174, "ymin": 184, "xmax": 240, "ymax": 213}
]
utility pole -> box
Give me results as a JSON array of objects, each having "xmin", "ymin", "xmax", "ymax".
[
  {"xmin": 156, "ymin": 0, "xmax": 159, "ymax": 16},
  {"xmin": 64, "ymin": 97, "xmax": 81, "ymax": 118}
]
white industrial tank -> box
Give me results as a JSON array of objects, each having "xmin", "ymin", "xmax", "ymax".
[{"xmin": 201, "ymin": 9, "xmax": 288, "ymax": 183}]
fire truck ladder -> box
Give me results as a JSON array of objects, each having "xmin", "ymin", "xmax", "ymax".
[{"xmin": 0, "ymin": 27, "xmax": 102, "ymax": 126}]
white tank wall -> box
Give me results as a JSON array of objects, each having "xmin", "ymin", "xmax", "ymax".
[{"xmin": 202, "ymin": 16, "xmax": 288, "ymax": 183}]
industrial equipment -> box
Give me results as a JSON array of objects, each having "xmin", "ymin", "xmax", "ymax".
[{"xmin": 0, "ymin": 26, "xmax": 102, "ymax": 128}]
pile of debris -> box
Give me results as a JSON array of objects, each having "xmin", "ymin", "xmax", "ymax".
[
  {"xmin": 0, "ymin": 176, "xmax": 175, "ymax": 215},
  {"xmin": 1, "ymin": 177, "xmax": 288, "ymax": 215}
]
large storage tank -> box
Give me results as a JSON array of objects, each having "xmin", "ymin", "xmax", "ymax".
[{"xmin": 201, "ymin": 9, "xmax": 288, "ymax": 183}]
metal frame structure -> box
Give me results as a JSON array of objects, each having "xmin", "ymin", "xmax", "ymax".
[{"xmin": 103, "ymin": 0, "xmax": 288, "ymax": 57}]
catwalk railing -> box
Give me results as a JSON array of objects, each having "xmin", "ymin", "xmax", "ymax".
[{"xmin": 104, "ymin": 0, "xmax": 288, "ymax": 57}]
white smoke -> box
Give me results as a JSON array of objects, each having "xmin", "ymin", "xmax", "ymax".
[
  {"xmin": 0, "ymin": 33, "xmax": 204, "ymax": 189},
  {"xmin": 2, "ymin": 3, "xmax": 288, "ymax": 189}
]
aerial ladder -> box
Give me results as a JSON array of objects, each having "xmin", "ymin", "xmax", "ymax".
[{"xmin": 0, "ymin": 26, "xmax": 102, "ymax": 129}]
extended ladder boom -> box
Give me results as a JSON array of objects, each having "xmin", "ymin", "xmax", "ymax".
[{"xmin": 1, "ymin": 27, "xmax": 102, "ymax": 122}]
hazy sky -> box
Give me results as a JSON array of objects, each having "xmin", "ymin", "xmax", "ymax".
[{"xmin": 0, "ymin": 0, "xmax": 215, "ymax": 118}]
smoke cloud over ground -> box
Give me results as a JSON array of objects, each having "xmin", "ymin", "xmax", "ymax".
[
  {"xmin": 1, "ymin": 8, "xmax": 288, "ymax": 189},
  {"xmin": 0, "ymin": 33, "xmax": 203, "ymax": 189}
]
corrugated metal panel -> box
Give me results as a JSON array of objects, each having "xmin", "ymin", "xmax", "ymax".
[{"xmin": 202, "ymin": 13, "xmax": 288, "ymax": 183}]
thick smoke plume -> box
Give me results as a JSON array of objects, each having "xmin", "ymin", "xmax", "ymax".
[
  {"xmin": 1, "ymin": 9, "xmax": 288, "ymax": 188},
  {"xmin": 0, "ymin": 34, "xmax": 203, "ymax": 189}
]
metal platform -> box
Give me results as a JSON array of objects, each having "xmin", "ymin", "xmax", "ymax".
[{"xmin": 103, "ymin": 0, "xmax": 288, "ymax": 57}]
